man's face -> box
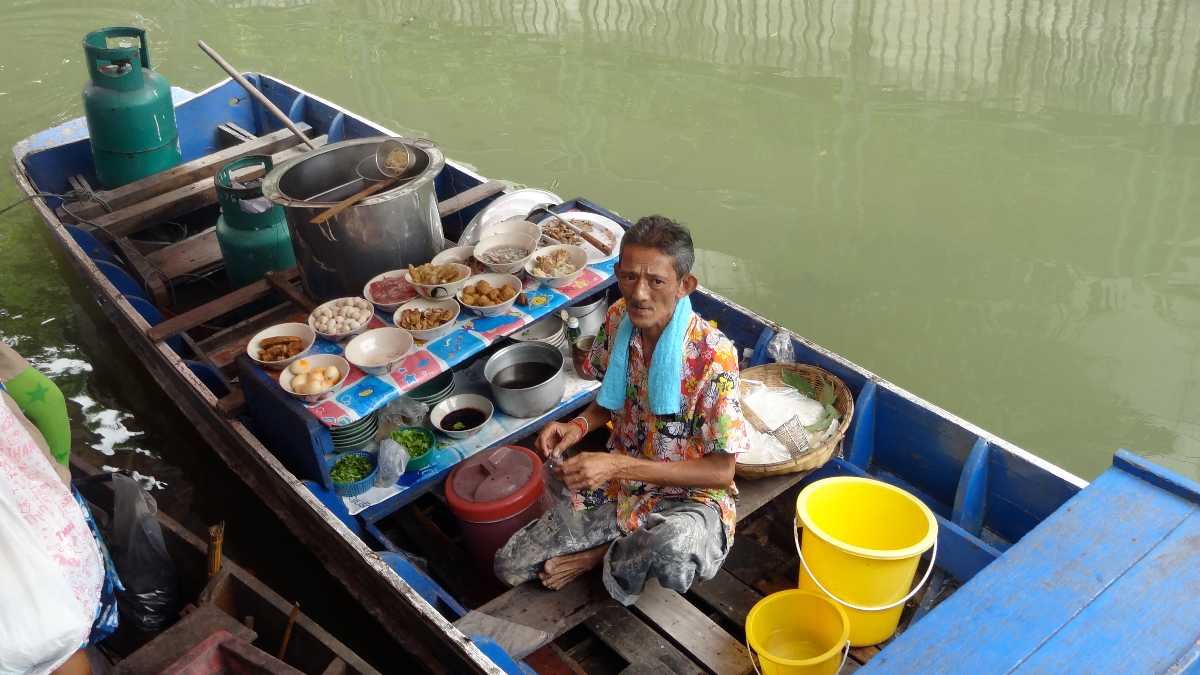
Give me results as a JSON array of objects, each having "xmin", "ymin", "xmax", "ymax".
[{"xmin": 615, "ymin": 244, "xmax": 696, "ymax": 331}]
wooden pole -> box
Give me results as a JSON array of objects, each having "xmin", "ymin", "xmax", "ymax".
[
  {"xmin": 277, "ymin": 602, "xmax": 301, "ymax": 660},
  {"xmin": 197, "ymin": 41, "xmax": 317, "ymax": 151}
]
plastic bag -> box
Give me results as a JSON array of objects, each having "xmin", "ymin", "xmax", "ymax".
[
  {"xmin": 107, "ymin": 473, "xmax": 179, "ymax": 633},
  {"xmin": 381, "ymin": 397, "xmax": 428, "ymax": 430},
  {"xmin": 376, "ymin": 438, "xmax": 410, "ymax": 487},
  {"xmin": 0, "ymin": 488, "xmax": 90, "ymax": 674},
  {"xmin": 538, "ymin": 456, "xmax": 586, "ymax": 542},
  {"xmin": 767, "ymin": 331, "xmax": 794, "ymax": 364}
]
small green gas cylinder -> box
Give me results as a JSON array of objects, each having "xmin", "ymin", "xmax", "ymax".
[
  {"xmin": 215, "ymin": 156, "xmax": 296, "ymax": 288},
  {"xmin": 82, "ymin": 27, "xmax": 181, "ymax": 188}
]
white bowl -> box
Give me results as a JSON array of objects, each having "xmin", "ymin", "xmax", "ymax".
[
  {"xmin": 432, "ymin": 245, "xmax": 487, "ymax": 275},
  {"xmin": 393, "ymin": 297, "xmax": 460, "ymax": 342},
  {"xmin": 405, "ymin": 262, "xmax": 471, "ymax": 300},
  {"xmin": 457, "ymin": 273, "xmax": 522, "ymax": 317},
  {"xmin": 278, "ymin": 354, "xmax": 349, "ymax": 403},
  {"xmin": 344, "ymin": 327, "xmax": 414, "ymax": 377},
  {"xmin": 363, "ymin": 269, "xmax": 416, "ymax": 313},
  {"xmin": 430, "ymin": 394, "xmax": 494, "ymax": 439},
  {"xmin": 246, "ymin": 322, "xmax": 316, "ymax": 371},
  {"xmin": 473, "ymin": 233, "xmax": 537, "ymax": 274},
  {"xmin": 308, "ymin": 297, "xmax": 375, "ymax": 342},
  {"xmin": 480, "ymin": 216, "xmax": 542, "ymax": 242},
  {"xmin": 526, "ymin": 244, "xmax": 589, "ymax": 288}
]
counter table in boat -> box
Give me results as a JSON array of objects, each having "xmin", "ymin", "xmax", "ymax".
[{"xmin": 12, "ymin": 74, "xmax": 1199, "ymax": 674}]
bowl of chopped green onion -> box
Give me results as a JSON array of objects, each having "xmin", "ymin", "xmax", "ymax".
[
  {"xmin": 330, "ymin": 451, "xmax": 378, "ymax": 496},
  {"xmin": 389, "ymin": 426, "xmax": 438, "ymax": 471}
]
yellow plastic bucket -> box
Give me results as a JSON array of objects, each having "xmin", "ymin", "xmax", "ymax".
[
  {"xmin": 745, "ymin": 590, "xmax": 849, "ymax": 675},
  {"xmin": 793, "ymin": 477, "xmax": 938, "ymax": 646}
]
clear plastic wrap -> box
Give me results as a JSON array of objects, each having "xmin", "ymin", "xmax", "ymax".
[
  {"xmin": 108, "ymin": 473, "xmax": 178, "ymax": 633},
  {"xmin": 376, "ymin": 438, "xmax": 410, "ymax": 487},
  {"xmin": 538, "ymin": 456, "xmax": 585, "ymax": 542},
  {"xmin": 767, "ymin": 331, "xmax": 794, "ymax": 364}
]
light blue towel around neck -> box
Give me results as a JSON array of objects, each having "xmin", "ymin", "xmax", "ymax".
[{"xmin": 597, "ymin": 296, "xmax": 694, "ymax": 415}]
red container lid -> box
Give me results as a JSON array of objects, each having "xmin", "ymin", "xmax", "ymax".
[{"xmin": 445, "ymin": 445, "xmax": 544, "ymax": 523}]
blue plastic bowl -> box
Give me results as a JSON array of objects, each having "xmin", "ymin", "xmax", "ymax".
[{"xmin": 331, "ymin": 451, "xmax": 379, "ymax": 497}]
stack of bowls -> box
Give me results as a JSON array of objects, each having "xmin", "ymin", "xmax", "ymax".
[
  {"xmin": 510, "ymin": 315, "xmax": 566, "ymax": 350},
  {"xmin": 330, "ymin": 411, "xmax": 379, "ymax": 452},
  {"xmin": 404, "ymin": 370, "xmax": 455, "ymax": 410}
]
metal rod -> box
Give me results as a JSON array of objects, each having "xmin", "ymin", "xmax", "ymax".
[{"xmin": 197, "ymin": 40, "xmax": 317, "ymax": 150}]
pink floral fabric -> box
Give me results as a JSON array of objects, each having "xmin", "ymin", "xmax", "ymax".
[{"xmin": 583, "ymin": 299, "xmax": 749, "ymax": 538}]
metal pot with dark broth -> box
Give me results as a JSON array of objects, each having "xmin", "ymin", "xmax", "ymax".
[{"xmin": 483, "ymin": 342, "xmax": 565, "ymax": 418}]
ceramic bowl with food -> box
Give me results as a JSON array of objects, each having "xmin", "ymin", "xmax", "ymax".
[
  {"xmin": 393, "ymin": 297, "xmax": 460, "ymax": 342},
  {"xmin": 344, "ymin": 327, "xmax": 414, "ymax": 377},
  {"xmin": 480, "ymin": 216, "xmax": 542, "ymax": 242},
  {"xmin": 472, "ymin": 233, "xmax": 537, "ymax": 274},
  {"xmin": 431, "ymin": 245, "xmax": 486, "ymax": 274},
  {"xmin": 308, "ymin": 297, "xmax": 375, "ymax": 342},
  {"xmin": 363, "ymin": 269, "xmax": 416, "ymax": 313},
  {"xmin": 526, "ymin": 244, "xmax": 588, "ymax": 288},
  {"xmin": 405, "ymin": 262, "xmax": 471, "ymax": 300},
  {"xmin": 279, "ymin": 354, "xmax": 349, "ymax": 403},
  {"xmin": 457, "ymin": 273, "xmax": 522, "ymax": 317},
  {"xmin": 247, "ymin": 322, "xmax": 316, "ymax": 370},
  {"xmin": 430, "ymin": 393, "xmax": 494, "ymax": 440}
]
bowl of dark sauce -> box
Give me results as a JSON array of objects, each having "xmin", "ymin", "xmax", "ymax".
[{"xmin": 432, "ymin": 394, "xmax": 495, "ymax": 439}]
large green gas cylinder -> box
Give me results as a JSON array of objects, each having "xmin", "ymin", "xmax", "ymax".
[
  {"xmin": 82, "ymin": 27, "xmax": 181, "ymax": 188},
  {"xmin": 216, "ymin": 156, "xmax": 296, "ymax": 288}
]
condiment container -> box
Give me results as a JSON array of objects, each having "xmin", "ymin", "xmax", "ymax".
[{"xmin": 445, "ymin": 445, "xmax": 545, "ymax": 576}]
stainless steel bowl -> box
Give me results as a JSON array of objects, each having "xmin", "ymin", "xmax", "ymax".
[{"xmin": 483, "ymin": 342, "xmax": 565, "ymax": 418}]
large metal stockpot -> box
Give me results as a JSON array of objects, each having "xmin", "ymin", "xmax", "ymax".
[{"xmin": 262, "ymin": 137, "xmax": 446, "ymax": 301}]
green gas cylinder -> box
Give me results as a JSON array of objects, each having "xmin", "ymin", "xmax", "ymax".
[
  {"xmin": 216, "ymin": 156, "xmax": 296, "ymax": 288},
  {"xmin": 82, "ymin": 27, "xmax": 181, "ymax": 188}
]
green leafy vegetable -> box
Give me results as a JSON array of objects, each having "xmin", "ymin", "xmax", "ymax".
[
  {"xmin": 331, "ymin": 454, "xmax": 373, "ymax": 484},
  {"xmin": 451, "ymin": 422, "xmax": 466, "ymax": 430},
  {"xmin": 818, "ymin": 378, "xmax": 837, "ymax": 406},
  {"xmin": 781, "ymin": 371, "xmax": 816, "ymax": 397},
  {"xmin": 390, "ymin": 428, "xmax": 432, "ymax": 458}
]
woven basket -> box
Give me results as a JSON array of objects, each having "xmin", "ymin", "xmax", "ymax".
[{"xmin": 735, "ymin": 363, "xmax": 854, "ymax": 479}]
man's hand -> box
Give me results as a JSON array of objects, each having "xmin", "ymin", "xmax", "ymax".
[
  {"xmin": 561, "ymin": 452, "xmax": 625, "ymax": 491},
  {"xmin": 535, "ymin": 421, "xmax": 583, "ymax": 461}
]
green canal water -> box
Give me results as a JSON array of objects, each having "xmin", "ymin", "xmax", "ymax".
[{"xmin": 3, "ymin": 0, "xmax": 1200, "ymax": 503}]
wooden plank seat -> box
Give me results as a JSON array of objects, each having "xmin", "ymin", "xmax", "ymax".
[{"xmin": 454, "ymin": 472, "xmax": 807, "ymax": 667}]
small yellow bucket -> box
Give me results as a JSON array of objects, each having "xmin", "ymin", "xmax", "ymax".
[
  {"xmin": 794, "ymin": 477, "xmax": 938, "ymax": 646},
  {"xmin": 745, "ymin": 590, "xmax": 849, "ymax": 675}
]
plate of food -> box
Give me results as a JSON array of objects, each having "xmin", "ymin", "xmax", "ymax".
[
  {"xmin": 457, "ymin": 273, "xmax": 522, "ymax": 317},
  {"xmin": 526, "ymin": 244, "xmax": 588, "ymax": 288},
  {"xmin": 405, "ymin": 262, "xmax": 471, "ymax": 299},
  {"xmin": 539, "ymin": 211, "xmax": 623, "ymax": 263},
  {"xmin": 247, "ymin": 322, "xmax": 315, "ymax": 370},
  {"xmin": 393, "ymin": 297, "xmax": 460, "ymax": 342}
]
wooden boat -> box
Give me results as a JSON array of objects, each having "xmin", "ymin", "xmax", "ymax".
[
  {"xmin": 70, "ymin": 458, "xmax": 379, "ymax": 674},
  {"xmin": 12, "ymin": 74, "xmax": 1200, "ymax": 674}
]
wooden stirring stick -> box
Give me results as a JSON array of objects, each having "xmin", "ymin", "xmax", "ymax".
[{"xmin": 310, "ymin": 177, "xmax": 400, "ymax": 225}]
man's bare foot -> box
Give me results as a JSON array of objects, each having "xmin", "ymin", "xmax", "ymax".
[{"xmin": 539, "ymin": 544, "xmax": 609, "ymax": 590}]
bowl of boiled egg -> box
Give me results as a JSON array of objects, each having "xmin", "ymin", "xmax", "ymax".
[
  {"xmin": 278, "ymin": 354, "xmax": 349, "ymax": 402},
  {"xmin": 308, "ymin": 297, "xmax": 375, "ymax": 342}
]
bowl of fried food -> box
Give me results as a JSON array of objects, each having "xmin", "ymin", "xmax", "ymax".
[
  {"xmin": 393, "ymin": 297, "xmax": 460, "ymax": 342},
  {"xmin": 458, "ymin": 274, "xmax": 522, "ymax": 317},
  {"xmin": 405, "ymin": 262, "xmax": 471, "ymax": 299},
  {"xmin": 526, "ymin": 244, "xmax": 588, "ymax": 288},
  {"xmin": 247, "ymin": 322, "xmax": 316, "ymax": 370}
]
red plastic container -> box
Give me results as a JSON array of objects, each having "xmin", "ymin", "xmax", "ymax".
[{"xmin": 445, "ymin": 445, "xmax": 545, "ymax": 575}]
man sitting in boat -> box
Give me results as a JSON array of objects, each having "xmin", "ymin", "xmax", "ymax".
[{"xmin": 495, "ymin": 215, "xmax": 749, "ymax": 605}]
